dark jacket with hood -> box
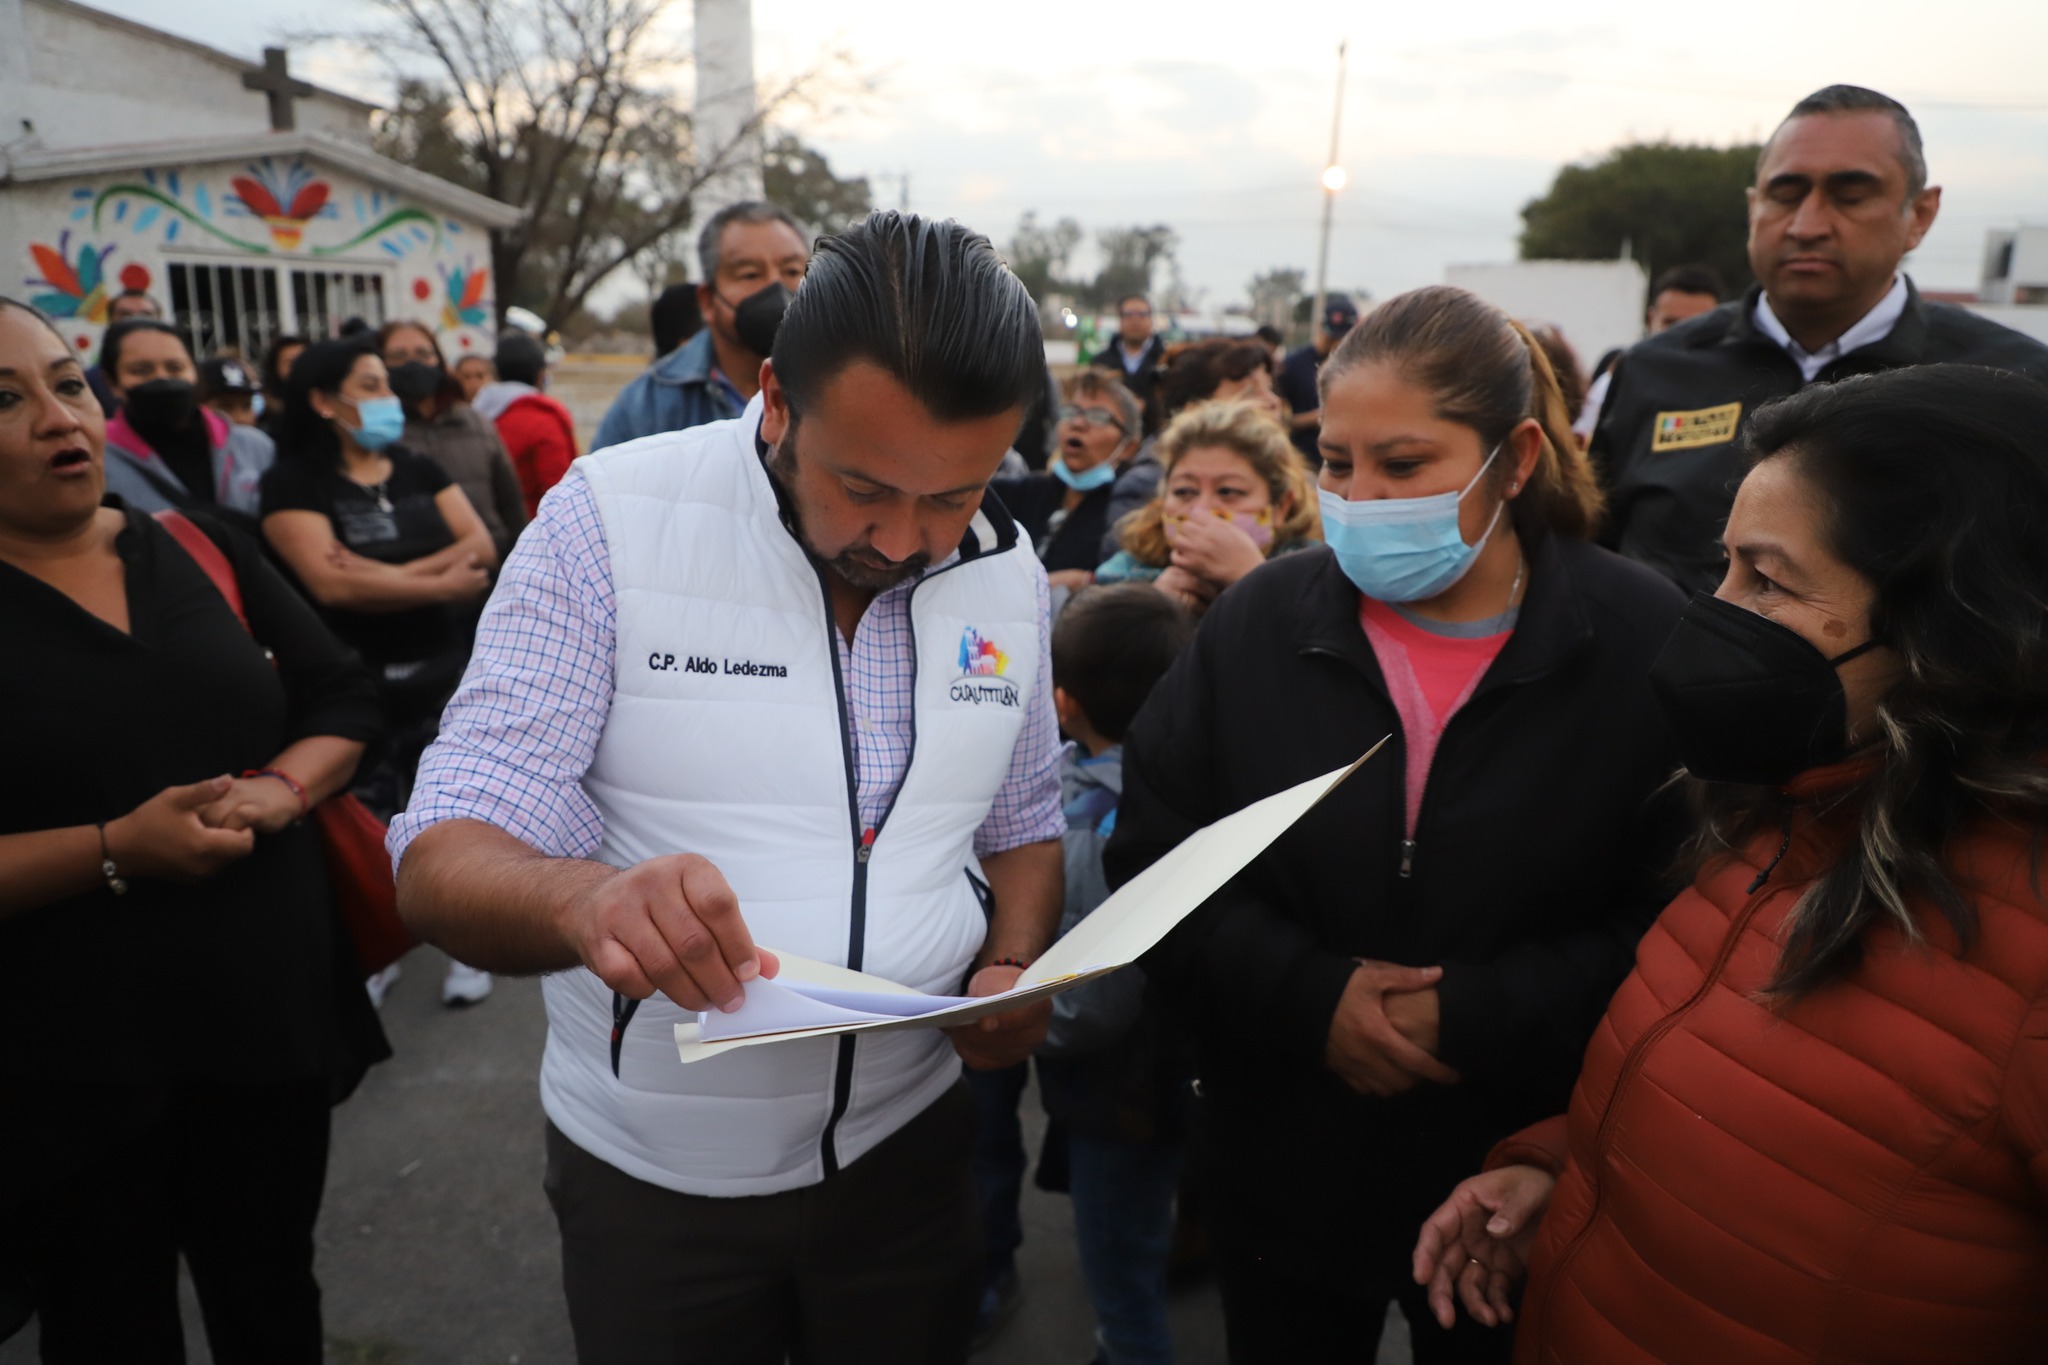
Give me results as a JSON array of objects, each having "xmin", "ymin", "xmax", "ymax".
[{"xmin": 1106, "ymin": 532, "xmax": 1688, "ymax": 1287}]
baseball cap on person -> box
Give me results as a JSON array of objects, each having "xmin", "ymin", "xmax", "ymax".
[
  {"xmin": 1323, "ymin": 294, "xmax": 1360, "ymax": 337},
  {"xmin": 196, "ymin": 357, "xmax": 257, "ymax": 398}
]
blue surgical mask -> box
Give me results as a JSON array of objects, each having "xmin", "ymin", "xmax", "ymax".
[
  {"xmin": 347, "ymin": 395, "xmax": 406, "ymax": 452},
  {"xmin": 1317, "ymin": 442, "xmax": 1506, "ymax": 603},
  {"xmin": 1051, "ymin": 454, "xmax": 1118, "ymax": 492}
]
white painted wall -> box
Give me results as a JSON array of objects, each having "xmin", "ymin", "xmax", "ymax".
[
  {"xmin": 2, "ymin": 0, "xmax": 369, "ymax": 156},
  {"xmin": 1444, "ymin": 259, "xmax": 1651, "ymax": 373}
]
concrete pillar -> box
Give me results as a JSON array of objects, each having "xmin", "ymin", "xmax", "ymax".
[{"xmin": 691, "ymin": 0, "xmax": 764, "ymax": 242}]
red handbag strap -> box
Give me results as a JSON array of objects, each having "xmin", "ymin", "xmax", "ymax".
[{"xmin": 153, "ymin": 509, "xmax": 249, "ymax": 631}]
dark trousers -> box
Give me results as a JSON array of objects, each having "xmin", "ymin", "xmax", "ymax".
[
  {"xmin": 544, "ymin": 1084, "xmax": 982, "ymax": 1365},
  {"xmin": 6, "ymin": 1077, "xmax": 331, "ymax": 1365},
  {"xmin": 964, "ymin": 1061, "xmax": 1030, "ymax": 1279},
  {"xmin": 1215, "ymin": 1242, "xmax": 1513, "ymax": 1365}
]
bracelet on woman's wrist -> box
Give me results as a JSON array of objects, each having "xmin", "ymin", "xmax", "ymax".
[
  {"xmin": 242, "ymin": 767, "xmax": 310, "ymax": 819},
  {"xmin": 96, "ymin": 822, "xmax": 128, "ymax": 896}
]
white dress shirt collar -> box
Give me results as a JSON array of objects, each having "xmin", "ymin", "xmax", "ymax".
[{"xmin": 1753, "ymin": 275, "xmax": 1911, "ymax": 383}]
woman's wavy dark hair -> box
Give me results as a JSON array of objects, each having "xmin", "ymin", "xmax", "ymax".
[
  {"xmin": 1156, "ymin": 338, "xmax": 1273, "ymax": 419},
  {"xmin": 275, "ymin": 335, "xmax": 381, "ymax": 471},
  {"xmin": 1686, "ymin": 363, "xmax": 2048, "ymax": 996}
]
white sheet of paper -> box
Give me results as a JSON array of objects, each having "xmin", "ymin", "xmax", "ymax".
[{"xmin": 675, "ymin": 740, "xmax": 1384, "ymax": 1064}]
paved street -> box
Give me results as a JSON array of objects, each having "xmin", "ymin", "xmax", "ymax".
[{"xmin": 3, "ymin": 947, "xmax": 1410, "ymax": 1364}]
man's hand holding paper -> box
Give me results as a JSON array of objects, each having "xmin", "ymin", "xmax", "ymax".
[{"xmin": 561, "ymin": 851, "xmax": 780, "ymax": 1014}]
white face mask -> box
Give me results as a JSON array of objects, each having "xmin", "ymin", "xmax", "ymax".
[{"xmin": 1316, "ymin": 442, "xmax": 1506, "ymax": 602}]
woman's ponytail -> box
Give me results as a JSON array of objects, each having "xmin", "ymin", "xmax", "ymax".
[{"xmin": 1506, "ymin": 318, "xmax": 1605, "ymax": 539}]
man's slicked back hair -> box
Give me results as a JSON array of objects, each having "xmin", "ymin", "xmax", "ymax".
[
  {"xmin": 1771, "ymin": 84, "xmax": 1927, "ymax": 199},
  {"xmin": 773, "ymin": 211, "xmax": 1046, "ymax": 425}
]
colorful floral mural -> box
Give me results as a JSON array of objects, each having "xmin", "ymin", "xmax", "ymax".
[
  {"xmin": 24, "ymin": 232, "xmax": 116, "ymax": 322},
  {"xmin": 26, "ymin": 153, "xmax": 494, "ymax": 357},
  {"xmin": 89, "ymin": 158, "xmax": 442, "ymax": 258},
  {"xmin": 439, "ymin": 260, "xmax": 491, "ymax": 330},
  {"xmin": 230, "ymin": 159, "xmax": 331, "ymax": 250}
]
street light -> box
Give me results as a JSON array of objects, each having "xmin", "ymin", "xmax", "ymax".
[{"xmin": 1310, "ymin": 40, "xmax": 1349, "ymax": 346}]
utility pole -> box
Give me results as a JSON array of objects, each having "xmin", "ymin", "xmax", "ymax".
[{"xmin": 1309, "ymin": 40, "xmax": 1349, "ymax": 348}]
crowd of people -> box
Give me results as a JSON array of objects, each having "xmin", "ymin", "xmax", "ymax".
[{"xmin": 5, "ymin": 80, "xmax": 2048, "ymax": 1365}]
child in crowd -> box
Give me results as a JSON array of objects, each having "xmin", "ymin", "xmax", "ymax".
[{"xmin": 1040, "ymin": 584, "xmax": 1197, "ymax": 1365}]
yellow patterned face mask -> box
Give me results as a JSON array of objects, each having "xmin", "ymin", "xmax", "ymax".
[{"xmin": 1165, "ymin": 503, "xmax": 1275, "ymax": 548}]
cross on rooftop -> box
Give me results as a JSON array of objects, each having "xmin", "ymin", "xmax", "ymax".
[{"xmin": 242, "ymin": 47, "xmax": 316, "ymax": 133}]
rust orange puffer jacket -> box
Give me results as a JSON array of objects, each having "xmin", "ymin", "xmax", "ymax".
[{"xmin": 1493, "ymin": 762, "xmax": 2048, "ymax": 1364}]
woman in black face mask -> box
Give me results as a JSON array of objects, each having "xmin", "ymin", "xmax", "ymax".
[
  {"xmin": 99, "ymin": 320, "xmax": 276, "ymax": 528},
  {"xmin": 376, "ymin": 320, "xmax": 527, "ymax": 560},
  {"xmin": 1415, "ymin": 364, "xmax": 2048, "ymax": 1365}
]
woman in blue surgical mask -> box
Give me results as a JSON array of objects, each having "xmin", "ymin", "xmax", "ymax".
[
  {"xmin": 988, "ymin": 370, "xmax": 1142, "ymax": 590},
  {"xmin": 258, "ymin": 335, "xmax": 498, "ymax": 1004},
  {"xmin": 1108, "ymin": 285, "xmax": 1689, "ymax": 1363}
]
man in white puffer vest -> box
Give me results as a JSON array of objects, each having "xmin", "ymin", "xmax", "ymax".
[{"xmin": 389, "ymin": 213, "xmax": 1067, "ymax": 1364}]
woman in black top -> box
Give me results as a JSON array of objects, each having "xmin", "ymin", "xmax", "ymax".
[
  {"xmin": 0, "ymin": 297, "xmax": 387, "ymax": 1361},
  {"xmin": 260, "ymin": 335, "xmax": 494, "ymax": 825},
  {"xmin": 1107, "ymin": 287, "xmax": 1687, "ymax": 1363},
  {"xmin": 989, "ymin": 369, "xmax": 1142, "ymax": 587}
]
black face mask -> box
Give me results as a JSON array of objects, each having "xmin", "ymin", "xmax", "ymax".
[
  {"xmin": 722, "ymin": 282, "xmax": 793, "ymax": 358},
  {"xmin": 387, "ymin": 360, "xmax": 445, "ymax": 404},
  {"xmin": 1648, "ymin": 591, "xmax": 1883, "ymax": 786},
  {"xmin": 121, "ymin": 379, "xmax": 199, "ymax": 442}
]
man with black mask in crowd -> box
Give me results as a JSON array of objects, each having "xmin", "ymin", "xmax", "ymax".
[
  {"xmin": 98, "ymin": 318, "xmax": 275, "ymax": 534},
  {"xmin": 1595, "ymin": 84, "xmax": 2048, "ymax": 590},
  {"xmin": 595, "ymin": 202, "xmax": 812, "ymax": 448}
]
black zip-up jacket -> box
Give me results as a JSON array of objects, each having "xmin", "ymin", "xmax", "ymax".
[
  {"xmin": 1106, "ymin": 532, "xmax": 1686, "ymax": 1283},
  {"xmin": 1595, "ymin": 279, "xmax": 2048, "ymax": 591}
]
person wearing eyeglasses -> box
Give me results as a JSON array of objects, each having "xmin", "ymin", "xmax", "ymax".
[
  {"xmin": 1090, "ymin": 295, "xmax": 1167, "ymax": 436},
  {"xmin": 989, "ymin": 372, "xmax": 1142, "ymax": 592}
]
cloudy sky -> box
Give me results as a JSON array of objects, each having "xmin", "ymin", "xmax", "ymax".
[{"xmin": 97, "ymin": 0, "xmax": 2048, "ymax": 312}]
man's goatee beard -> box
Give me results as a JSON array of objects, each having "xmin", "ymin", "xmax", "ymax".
[{"xmin": 769, "ymin": 431, "xmax": 930, "ymax": 590}]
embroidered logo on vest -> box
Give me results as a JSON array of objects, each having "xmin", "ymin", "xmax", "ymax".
[{"xmin": 951, "ymin": 626, "xmax": 1019, "ymax": 707}]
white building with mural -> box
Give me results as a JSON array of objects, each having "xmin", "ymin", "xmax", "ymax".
[{"xmin": 0, "ymin": 0, "xmax": 521, "ymax": 366}]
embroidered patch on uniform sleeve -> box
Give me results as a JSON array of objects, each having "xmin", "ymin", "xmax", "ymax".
[{"xmin": 1650, "ymin": 401, "xmax": 1743, "ymax": 452}]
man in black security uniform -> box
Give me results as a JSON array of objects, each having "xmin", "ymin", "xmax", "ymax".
[{"xmin": 1595, "ymin": 84, "xmax": 2048, "ymax": 591}]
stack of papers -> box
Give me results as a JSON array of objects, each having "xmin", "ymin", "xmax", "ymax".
[{"xmin": 675, "ymin": 742, "xmax": 1383, "ymax": 1064}]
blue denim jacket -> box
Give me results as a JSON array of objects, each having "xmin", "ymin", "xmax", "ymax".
[{"xmin": 591, "ymin": 330, "xmax": 745, "ymax": 450}]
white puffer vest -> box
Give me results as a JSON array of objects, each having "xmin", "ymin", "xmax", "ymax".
[{"xmin": 539, "ymin": 402, "xmax": 1045, "ymax": 1196}]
